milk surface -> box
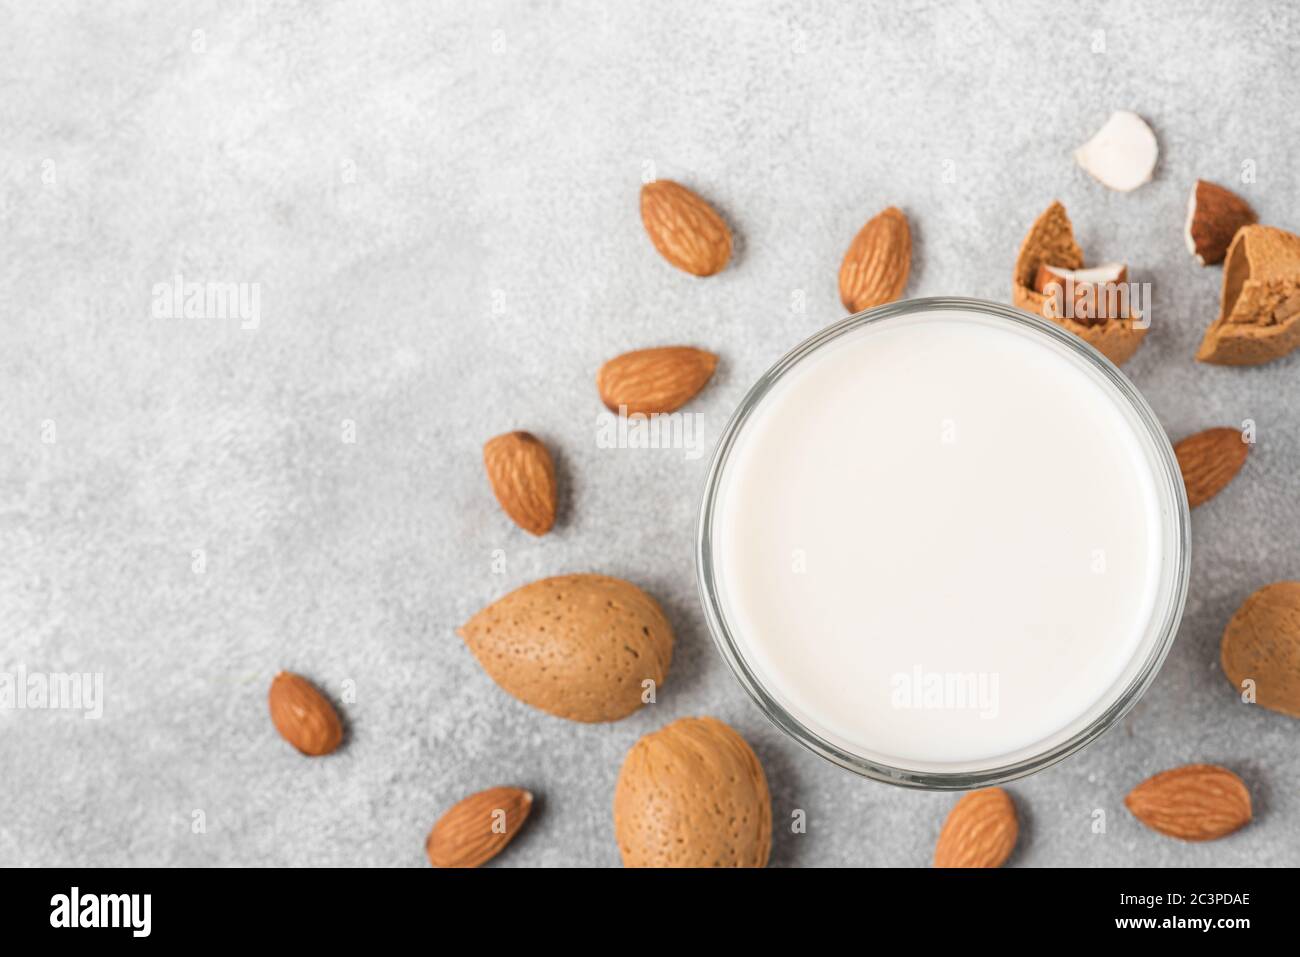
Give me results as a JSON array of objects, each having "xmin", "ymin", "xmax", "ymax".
[{"xmin": 711, "ymin": 309, "xmax": 1166, "ymax": 767}]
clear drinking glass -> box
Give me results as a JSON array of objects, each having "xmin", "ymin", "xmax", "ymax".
[{"xmin": 695, "ymin": 297, "xmax": 1190, "ymax": 789}]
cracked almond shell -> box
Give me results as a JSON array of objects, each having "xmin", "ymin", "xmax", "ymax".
[
  {"xmin": 1197, "ymin": 224, "xmax": 1300, "ymax": 365},
  {"xmin": 1012, "ymin": 200, "xmax": 1147, "ymax": 365}
]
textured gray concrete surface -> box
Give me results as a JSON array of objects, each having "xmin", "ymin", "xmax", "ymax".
[{"xmin": 1, "ymin": 0, "xmax": 1298, "ymax": 867}]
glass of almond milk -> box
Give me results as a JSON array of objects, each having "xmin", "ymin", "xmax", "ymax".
[{"xmin": 697, "ymin": 298, "xmax": 1189, "ymax": 788}]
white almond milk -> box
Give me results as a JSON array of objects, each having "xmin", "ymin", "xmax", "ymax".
[{"xmin": 709, "ymin": 307, "xmax": 1176, "ymax": 769}]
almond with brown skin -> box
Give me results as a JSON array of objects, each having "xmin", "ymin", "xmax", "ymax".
[
  {"xmin": 1185, "ymin": 180, "xmax": 1257, "ymax": 266},
  {"xmin": 1125, "ymin": 765, "xmax": 1251, "ymax": 841},
  {"xmin": 1032, "ymin": 262, "xmax": 1131, "ymax": 325},
  {"xmin": 597, "ymin": 346, "xmax": 718, "ymax": 415},
  {"xmin": 640, "ymin": 180, "xmax": 732, "ymax": 276},
  {"xmin": 839, "ymin": 206, "xmax": 911, "ymax": 313},
  {"xmin": 1221, "ymin": 581, "xmax": 1300, "ymax": 719},
  {"xmin": 482, "ymin": 431, "xmax": 557, "ymax": 536},
  {"xmin": 268, "ymin": 672, "xmax": 343, "ymax": 756},
  {"xmin": 1174, "ymin": 427, "xmax": 1249, "ymax": 508},
  {"xmin": 426, "ymin": 786, "xmax": 533, "ymax": 868},
  {"xmin": 933, "ymin": 788, "xmax": 1018, "ymax": 868}
]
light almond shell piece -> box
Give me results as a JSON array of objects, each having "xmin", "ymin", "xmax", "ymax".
[
  {"xmin": 1197, "ymin": 224, "xmax": 1300, "ymax": 365},
  {"xmin": 268, "ymin": 672, "xmax": 343, "ymax": 757},
  {"xmin": 1220, "ymin": 581, "xmax": 1300, "ymax": 720},
  {"xmin": 1011, "ymin": 200, "xmax": 1147, "ymax": 365},
  {"xmin": 458, "ymin": 574, "xmax": 673, "ymax": 723},
  {"xmin": 838, "ymin": 206, "xmax": 912, "ymax": 313},
  {"xmin": 482, "ymin": 431, "xmax": 557, "ymax": 536},
  {"xmin": 426, "ymin": 786, "xmax": 534, "ymax": 868},
  {"xmin": 933, "ymin": 788, "xmax": 1018, "ymax": 868},
  {"xmin": 614, "ymin": 716, "xmax": 771, "ymax": 867},
  {"xmin": 1124, "ymin": 764, "xmax": 1252, "ymax": 841},
  {"xmin": 640, "ymin": 180, "xmax": 732, "ymax": 276},
  {"xmin": 597, "ymin": 346, "xmax": 718, "ymax": 415}
]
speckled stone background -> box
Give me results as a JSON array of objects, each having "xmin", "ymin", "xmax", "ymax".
[{"xmin": 1, "ymin": 0, "xmax": 1297, "ymax": 867}]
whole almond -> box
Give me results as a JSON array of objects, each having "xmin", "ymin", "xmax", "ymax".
[
  {"xmin": 614, "ymin": 717, "xmax": 771, "ymax": 868},
  {"xmin": 1125, "ymin": 764, "xmax": 1251, "ymax": 841},
  {"xmin": 1220, "ymin": 581, "xmax": 1300, "ymax": 719},
  {"xmin": 459, "ymin": 574, "xmax": 674, "ymax": 722},
  {"xmin": 933, "ymin": 788, "xmax": 1018, "ymax": 868},
  {"xmin": 482, "ymin": 431, "xmax": 557, "ymax": 536},
  {"xmin": 1174, "ymin": 427, "xmax": 1249, "ymax": 508},
  {"xmin": 426, "ymin": 786, "xmax": 533, "ymax": 868},
  {"xmin": 839, "ymin": 206, "xmax": 911, "ymax": 313},
  {"xmin": 597, "ymin": 346, "xmax": 718, "ymax": 415},
  {"xmin": 640, "ymin": 180, "xmax": 732, "ymax": 276},
  {"xmin": 268, "ymin": 672, "xmax": 343, "ymax": 756}
]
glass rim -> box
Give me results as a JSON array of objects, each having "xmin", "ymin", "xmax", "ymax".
[{"xmin": 694, "ymin": 297, "xmax": 1191, "ymax": 790}]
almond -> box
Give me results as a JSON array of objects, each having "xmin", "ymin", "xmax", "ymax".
[
  {"xmin": 1011, "ymin": 201, "xmax": 1146, "ymax": 365},
  {"xmin": 1185, "ymin": 180, "xmax": 1257, "ymax": 266},
  {"xmin": 458, "ymin": 574, "xmax": 674, "ymax": 722},
  {"xmin": 1220, "ymin": 581, "xmax": 1300, "ymax": 719},
  {"xmin": 838, "ymin": 206, "xmax": 911, "ymax": 313},
  {"xmin": 1197, "ymin": 224, "xmax": 1300, "ymax": 365},
  {"xmin": 597, "ymin": 346, "xmax": 717, "ymax": 415},
  {"xmin": 1174, "ymin": 427, "xmax": 1248, "ymax": 508},
  {"xmin": 268, "ymin": 671, "xmax": 343, "ymax": 756},
  {"xmin": 614, "ymin": 717, "xmax": 771, "ymax": 868},
  {"xmin": 1032, "ymin": 262, "xmax": 1131, "ymax": 325},
  {"xmin": 640, "ymin": 180, "xmax": 732, "ymax": 276},
  {"xmin": 933, "ymin": 788, "xmax": 1018, "ymax": 868},
  {"xmin": 482, "ymin": 431, "xmax": 557, "ymax": 536},
  {"xmin": 1125, "ymin": 764, "xmax": 1251, "ymax": 841},
  {"xmin": 1074, "ymin": 111, "xmax": 1158, "ymax": 192},
  {"xmin": 426, "ymin": 786, "xmax": 533, "ymax": 868}
]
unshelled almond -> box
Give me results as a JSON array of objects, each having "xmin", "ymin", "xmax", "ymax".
[
  {"xmin": 640, "ymin": 180, "xmax": 732, "ymax": 276},
  {"xmin": 597, "ymin": 346, "xmax": 718, "ymax": 415},
  {"xmin": 1220, "ymin": 581, "xmax": 1300, "ymax": 719},
  {"xmin": 459, "ymin": 574, "xmax": 673, "ymax": 723},
  {"xmin": 933, "ymin": 788, "xmax": 1018, "ymax": 868},
  {"xmin": 1124, "ymin": 764, "xmax": 1251, "ymax": 841},
  {"xmin": 482, "ymin": 431, "xmax": 557, "ymax": 536},
  {"xmin": 615, "ymin": 717, "xmax": 771, "ymax": 867},
  {"xmin": 1174, "ymin": 427, "xmax": 1249, "ymax": 508},
  {"xmin": 426, "ymin": 786, "xmax": 534, "ymax": 868},
  {"xmin": 268, "ymin": 671, "xmax": 343, "ymax": 756},
  {"xmin": 839, "ymin": 206, "xmax": 911, "ymax": 313}
]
